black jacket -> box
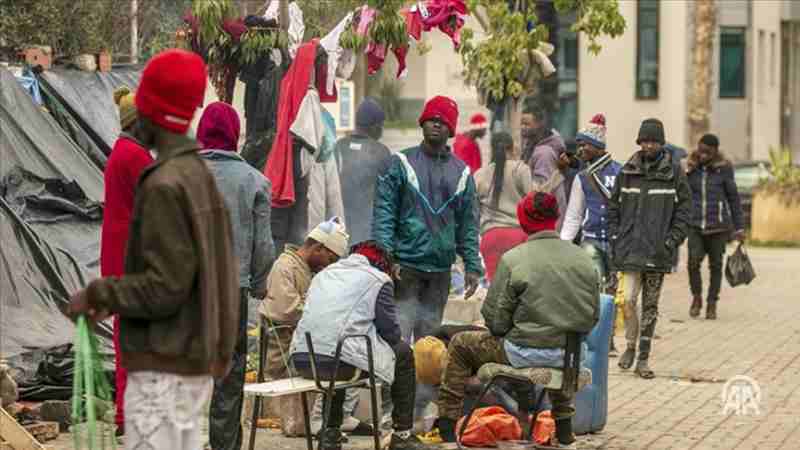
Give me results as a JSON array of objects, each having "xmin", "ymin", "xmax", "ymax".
[
  {"xmin": 685, "ymin": 152, "xmax": 744, "ymax": 233},
  {"xmin": 608, "ymin": 149, "xmax": 692, "ymax": 273}
]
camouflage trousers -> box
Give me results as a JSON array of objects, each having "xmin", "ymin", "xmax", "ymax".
[
  {"xmin": 621, "ymin": 272, "xmax": 665, "ymax": 359},
  {"xmin": 437, "ymin": 331, "xmax": 575, "ymax": 421}
]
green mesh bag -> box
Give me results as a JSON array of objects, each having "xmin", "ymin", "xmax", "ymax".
[{"xmin": 71, "ymin": 316, "xmax": 116, "ymax": 449}]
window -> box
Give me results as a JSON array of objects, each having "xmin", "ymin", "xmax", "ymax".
[
  {"xmin": 636, "ymin": 0, "xmax": 659, "ymax": 99},
  {"xmin": 554, "ymin": 15, "xmax": 579, "ymax": 139},
  {"xmin": 770, "ymin": 32, "xmax": 776, "ymax": 87},
  {"xmin": 758, "ymin": 30, "xmax": 765, "ymax": 103},
  {"xmin": 720, "ymin": 27, "xmax": 746, "ymax": 98}
]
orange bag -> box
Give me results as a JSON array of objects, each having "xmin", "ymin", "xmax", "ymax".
[
  {"xmin": 455, "ymin": 406, "xmax": 522, "ymax": 447},
  {"xmin": 532, "ymin": 410, "xmax": 555, "ymax": 445}
]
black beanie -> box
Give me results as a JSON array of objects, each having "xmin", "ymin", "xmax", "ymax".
[
  {"xmin": 700, "ymin": 133, "xmax": 720, "ymax": 148},
  {"xmin": 356, "ymin": 97, "xmax": 385, "ymax": 128},
  {"xmin": 636, "ymin": 118, "xmax": 666, "ymax": 145}
]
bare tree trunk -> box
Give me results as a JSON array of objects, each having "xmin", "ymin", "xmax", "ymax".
[
  {"xmin": 279, "ymin": 0, "xmax": 289, "ymax": 31},
  {"xmin": 688, "ymin": 0, "xmax": 716, "ymax": 149},
  {"xmin": 130, "ymin": 0, "xmax": 138, "ymax": 63},
  {"xmin": 508, "ymin": 101, "xmax": 523, "ymax": 160}
]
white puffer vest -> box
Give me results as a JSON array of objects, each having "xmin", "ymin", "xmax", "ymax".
[{"xmin": 290, "ymin": 254, "xmax": 395, "ymax": 384}]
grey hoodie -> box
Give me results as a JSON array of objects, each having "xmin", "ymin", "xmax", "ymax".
[
  {"xmin": 527, "ymin": 130, "xmax": 567, "ymax": 230},
  {"xmin": 201, "ymin": 150, "xmax": 274, "ymax": 297}
]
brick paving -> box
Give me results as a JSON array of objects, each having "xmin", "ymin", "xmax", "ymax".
[
  {"xmin": 52, "ymin": 246, "xmax": 800, "ymax": 449},
  {"xmin": 602, "ymin": 246, "xmax": 800, "ymax": 450}
]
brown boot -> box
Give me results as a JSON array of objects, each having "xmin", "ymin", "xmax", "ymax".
[
  {"xmin": 689, "ymin": 296, "xmax": 702, "ymax": 318},
  {"xmin": 706, "ymin": 302, "xmax": 717, "ymax": 320}
]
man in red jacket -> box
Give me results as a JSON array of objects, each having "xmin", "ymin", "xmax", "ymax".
[
  {"xmin": 102, "ymin": 86, "xmax": 153, "ymax": 436},
  {"xmin": 453, "ymin": 113, "xmax": 488, "ymax": 174}
]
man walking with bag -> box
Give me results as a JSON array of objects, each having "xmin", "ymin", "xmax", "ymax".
[
  {"xmin": 608, "ymin": 118, "xmax": 691, "ymax": 379},
  {"xmin": 685, "ymin": 134, "xmax": 745, "ymax": 320}
]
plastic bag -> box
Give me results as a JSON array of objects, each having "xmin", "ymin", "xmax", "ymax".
[
  {"xmin": 532, "ymin": 410, "xmax": 555, "ymax": 445},
  {"xmin": 725, "ymin": 243, "xmax": 756, "ymax": 287},
  {"xmin": 414, "ymin": 336, "xmax": 447, "ymax": 385},
  {"xmin": 71, "ymin": 316, "xmax": 116, "ymax": 449},
  {"xmin": 456, "ymin": 406, "xmax": 522, "ymax": 447}
]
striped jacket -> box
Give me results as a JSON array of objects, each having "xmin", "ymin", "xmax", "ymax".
[
  {"xmin": 607, "ymin": 149, "xmax": 692, "ymax": 273},
  {"xmin": 372, "ymin": 145, "xmax": 483, "ymax": 275}
]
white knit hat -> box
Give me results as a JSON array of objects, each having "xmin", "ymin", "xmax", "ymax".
[{"xmin": 307, "ymin": 217, "xmax": 349, "ymax": 257}]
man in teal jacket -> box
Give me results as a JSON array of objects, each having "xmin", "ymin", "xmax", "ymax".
[{"xmin": 372, "ymin": 95, "xmax": 483, "ymax": 345}]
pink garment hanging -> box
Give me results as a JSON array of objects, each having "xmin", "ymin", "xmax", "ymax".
[
  {"xmin": 366, "ymin": 42, "xmax": 387, "ymax": 75},
  {"xmin": 407, "ymin": 0, "xmax": 467, "ymax": 49}
]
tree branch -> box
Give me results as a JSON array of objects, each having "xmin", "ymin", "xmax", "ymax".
[{"xmin": 473, "ymin": 5, "xmax": 489, "ymax": 32}]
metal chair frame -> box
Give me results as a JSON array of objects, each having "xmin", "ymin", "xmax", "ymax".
[
  {"xmin": 456, "ymin": 332, "xmax": 583, "ymax": 449},
  {"xmin": 246, "ymin": 317, "xmax": 382, "ymax": 450}
]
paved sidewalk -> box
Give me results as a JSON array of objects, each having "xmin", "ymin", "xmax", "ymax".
[
  {"xmin": 602, "ymin": 246, "xmax": 800, "ymax": 450},
  {"xmin": 53, "ymin": 246, "xmax": 800, "ymax": 449}
]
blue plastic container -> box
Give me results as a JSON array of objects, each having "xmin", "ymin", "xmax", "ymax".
[{"xmin": 573, "ymin": 293, "xmax": 614, "ymax": 434}]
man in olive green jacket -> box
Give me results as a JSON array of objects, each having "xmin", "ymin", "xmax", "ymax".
[{"xmin": 436, "ymin": 192, "xmax": 599, "ymax": 449}]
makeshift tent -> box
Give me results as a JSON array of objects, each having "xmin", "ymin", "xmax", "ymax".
[
  {"xmin": 1, "ymin": 67, "xmax": 112, "ymax": 399},
  {"xmin": 36, "ymin": 67, "xmax": 141, "ymax": 170}
]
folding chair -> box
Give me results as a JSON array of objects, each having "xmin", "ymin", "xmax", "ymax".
[
  {"xmin": 247, "ymin": 316, "xmax": 300, "ymax": 450},
  {"xmin": 244, "ymin": 321, "xmax": 382, "ymax": 450},
  {"xmin": 457, "ymin": 332, "xmax": 592, "ymax": 449},
  {"xmin": 305, "ymin": 331, "xmax": 383, "ymax": 450}
]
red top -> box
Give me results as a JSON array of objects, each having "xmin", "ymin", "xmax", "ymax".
[
  {"xmin": 100, "ymin": 136, "xmax": 153, "ymax": 277},
  {"xmin": 265, "ymin": 41, "xmax": 318, "ymax": 208},
  {"xmin": 453, "ymin": 133, "xmax": 481, "ymax": 174}
]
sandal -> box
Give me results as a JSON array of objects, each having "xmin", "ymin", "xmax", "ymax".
[
  {"xmin": 618, "ymin": 348, "xmax": 635, "ymax": 370},
  {"xmin": 634, "ymin": 360, "xmax": 655, "ymax": 379}
]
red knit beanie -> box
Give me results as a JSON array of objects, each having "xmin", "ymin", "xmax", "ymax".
[
  {"xmin": 517, "ymin": 191, "xmax": 560, "ymax": 234},
  {"xmin": 419, "ymin": 95, "xmax": 459, "ymax": 137},
  {"xmin": 135, "ymin": 49, "xmax": 207, "ymax": 134},
  {"xmin": 468, "ymin": 113, "xmax": 488, "ymax": 131}
]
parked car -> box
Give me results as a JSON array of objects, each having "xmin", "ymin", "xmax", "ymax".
[{"xmin": 733, "ymin": 161, "xmax": 772, "ymax": 229}]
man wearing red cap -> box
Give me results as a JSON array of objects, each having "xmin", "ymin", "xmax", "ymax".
[
  {"xmin": 69, "ymin": 49, "xmax": 239, "ymax": 450},
  {"xmin": 373, "ymin": 95, "xmax": 483, "ymax": 342},
  {"xmin": 453, "ymin": 113, "xmax": 488, "ymax": 174},
  {"xmin": 435, "ymin": 192, "xmax": 599, "ymax": 449},
  {"xmin": 373, "ymin": 95, "xmax": 483, "ymax": 422}
]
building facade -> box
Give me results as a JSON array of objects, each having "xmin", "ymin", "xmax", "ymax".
[
  {"xmin": 572, "ymin": 0, "xmax": 798, "ymax": 162},
  {"xmin": 399, "ymin": 0, "xmax": 800, "ymax": 163}
]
